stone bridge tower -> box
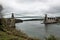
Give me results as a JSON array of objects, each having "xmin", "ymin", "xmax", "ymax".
[
  {"xmin": 44, "ymin": 14, "xmax": 47, "ymax": 23},
  {"xmin": 10, "ymin": 13, "xmax": 15, "ymax": 28}
]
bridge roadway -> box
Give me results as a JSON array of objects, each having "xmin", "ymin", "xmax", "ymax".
[{"xmin": 14, "ymin": 16, "xmax": 42, "ymax": 18}]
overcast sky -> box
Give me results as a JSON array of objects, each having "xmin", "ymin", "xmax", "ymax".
[{"xmin": 0, "ymin": 0, "xmax": 60, "ymax": 17}]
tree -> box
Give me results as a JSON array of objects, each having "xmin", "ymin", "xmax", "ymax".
[{"xmin": 0, "ymin": 5, "xmax": 3, "ymax": 25}]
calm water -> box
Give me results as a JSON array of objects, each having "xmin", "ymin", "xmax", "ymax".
[{"xmin": 16, "ymin": 21, "xmax": 60, "ymax": 39}]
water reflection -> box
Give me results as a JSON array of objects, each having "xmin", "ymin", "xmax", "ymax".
[
  {"xmin": 44, "ymin": 24, "xmax": 48, "ymax": 33},
  {"xmin": 44, "ymin": 23, "xmax": 60, "ymax": 38},
  {"xmin": 44, "ymin": 24, "xmax": 52, "ymax": 38}
]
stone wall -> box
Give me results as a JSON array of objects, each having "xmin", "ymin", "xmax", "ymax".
[{"xmin": 1, "ymin": 18, "xmax": 15, "ymax": 28}]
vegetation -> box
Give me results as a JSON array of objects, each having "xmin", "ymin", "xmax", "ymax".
[
  {"xmin": 0, "ymin": 24, "xmax": 39, "ymax": 40},
  {"xmin": 45, "ymin": 35, "xmax": 56, "ymax": 40}
]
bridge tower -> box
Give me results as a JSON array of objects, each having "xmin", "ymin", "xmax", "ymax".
[
  {"xmin": 10, "ymin": 13, "xmax": 15, "ymax": 28},
  {"xmin": 11, "ymin": 13, "xmax": 14, "ymax": 18},
  {"xmin": 44, "ymin": 14, "xmax": 47, "ymax": 23}
]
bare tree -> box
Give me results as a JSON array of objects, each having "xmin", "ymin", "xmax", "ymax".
[
  {"xmin": 0, "ymin": 5, "xmax": 3, "ymax": 25},
  {"xmin": 0, "ymin": 5, "xmax": 3, "ymax": 18}
]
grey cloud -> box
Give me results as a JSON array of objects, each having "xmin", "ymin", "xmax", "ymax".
[
  {"xmin": 2, "ymin": 7, "xmax": 14, "ymax": 14},
  {"xmin": 46, "ymin": 5, "xmax": 60, "ymax": 14},
  {"xmin": 0, "ymin": 0, "xmax": 60, "ymax": 16},
  {"xmin": 17, "ymin": 0, "xmax": 47, "ymax": 3}
]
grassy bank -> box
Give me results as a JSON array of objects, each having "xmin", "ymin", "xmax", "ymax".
[{"xmin": 0, "ymin": 25, "xmax": 39, "ymax": 40}]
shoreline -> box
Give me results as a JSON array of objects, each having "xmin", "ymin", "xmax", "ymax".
[{"xmin": 0, "ymin": 25, "xmax": 40, "ymax": 40}]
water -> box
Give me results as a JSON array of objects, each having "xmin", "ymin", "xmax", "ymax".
[{"xmin": 16, "ymin": 21, "xmax": 60, "ymax": 39}]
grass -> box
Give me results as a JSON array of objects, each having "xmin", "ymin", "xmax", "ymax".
[
  {"xmin": 0, "ymin": 31, "xmax": 29, "ymax": 40},
  {"xmin": 45, "ymin": 35, "xmax": 56, "ymax": 40}
]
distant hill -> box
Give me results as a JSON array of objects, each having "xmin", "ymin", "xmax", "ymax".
[
  {"xmin": 15, "ymin": 16, "xmax": 44, "ymax": 19},
  {"xmin": 23, "ymin": 19, "xmax": 44, "ymax": 21}
]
